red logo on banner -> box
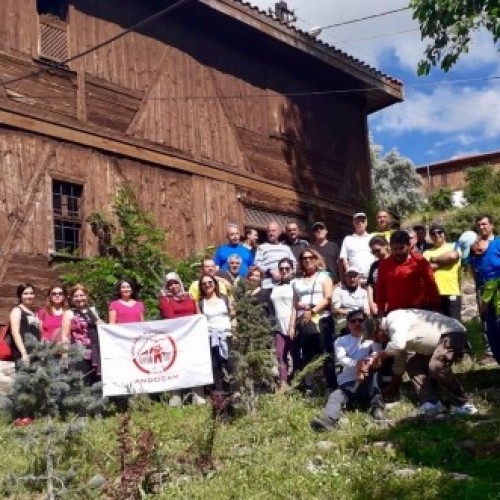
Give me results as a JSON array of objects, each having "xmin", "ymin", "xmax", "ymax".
[{"xmin": 131, "ymin": 330, "xmax": 177, "ymax": 374}]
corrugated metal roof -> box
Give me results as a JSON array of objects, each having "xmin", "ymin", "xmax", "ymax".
[{"xmin": 245, "ymin": 207, "xmax": 307, "ymax": 232}]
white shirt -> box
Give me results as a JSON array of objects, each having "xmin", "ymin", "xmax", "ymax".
[
  {"xmin": 335, "ymin": 334, "xmax": 382, "ymax": 385},
  {"xmin": 384, "ymin": 308, "xmax": 466, "ymax": 374},
  {"xmin": 270, "ymin": 281, "xmax": 295, "ymax": 335},
  {"xmin": 332, "ymin": 285, "xmax": 368, "ymax": 313},
  {"xmin": 339, "ymin": 232, "xmax": 375, "ymax": 278},
  {"xmin": 201, "ymin": 298, "xmax": 232, "ymax": 332},
  {"xmin": 292, "ymin": 272, "xmax": 331, "ymax": 319}
]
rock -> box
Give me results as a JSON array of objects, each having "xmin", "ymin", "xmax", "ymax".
[
  {"xmin": 0, "ymin": 361, "xmax": 14, "ymax": 396},
  {"xmin": 450, "ymin": 473, "xmax": 472, "ymax": 481},
  {"xmin": 317, "ymin": 441, "xmax": 336, "ymax": 451},
  {"xmin": 457, "ymin": 439, "xmax": 476, "ymax": 450},
  {"xmin": 372, "ymin": 441, "xmax": 395, "ymax": 451},
  {"xmin": 472, "ymin": 419, "xmax": 498, "ymax": 427},
  {"xmin": 87, "ymin": 474, "xmax": 106, "ymax": 489},
  {"xmin": 393, "ymin": 468, "xmax": 417, "ymax": 478}
]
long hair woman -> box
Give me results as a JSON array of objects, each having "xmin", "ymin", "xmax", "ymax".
[
  {"xmin": 292, "ymin": 248, "xmax": 335, "ymax": 392},
  {"xmin": 269, "ymin": 257, "xmax": 295, "ymax": 391},
  {"xmin": 61, "ymin": 283, "xmax": 103, "ymax": 386},
  {"xmin": 37, "ymin": 284, "xmax": 68, "ymax": 342},
  {"xmin": 9, "ymin": 283, "xmax": 40, "ymax": 364},
  {"xmin": 108, "ymin": 278, "xmax": 145, "ymax": 324},
  {"xmin": 198, "ymin": 273, "xmax": 233, "ymax": 395}
]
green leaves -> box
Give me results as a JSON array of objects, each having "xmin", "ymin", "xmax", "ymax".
[{"xmin": 411, "ymin": 0, "xmax": 500, "ymax": 73}]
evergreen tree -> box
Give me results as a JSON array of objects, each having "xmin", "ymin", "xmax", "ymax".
[{"xmin": 231, "ymin": 282, "xmax": 275, "ymax": 415}]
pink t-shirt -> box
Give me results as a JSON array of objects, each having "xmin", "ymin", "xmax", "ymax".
[
  {"xmin": 109, "ymin": 300, "xmax": 145, "ymax": 323},
  {"xmin": 37, "ymin": 309, "xmax": 64, "ymax": 341}
]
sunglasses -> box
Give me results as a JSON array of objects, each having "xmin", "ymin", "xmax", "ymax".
[
  {"xmin": 201, "ymin": 281, "xmax": 214, "ymax": 286},
  {"xmin": 430, "ymin": 230, "xmax": 444, "ymax": 236},
  {"xmin": 279, "ymin": 266, "xmax": 291, "ymax": 272},
  {"xmin": 301, "ymin": 255, "xmax": 315, "ymax": 261},
  {"xmin": 348, "ymin": 318, "xmax": 365, "ymax": 324},
  {"xmin": 51, "ymin": 291, "xmax": 64, "ymax": 296}
]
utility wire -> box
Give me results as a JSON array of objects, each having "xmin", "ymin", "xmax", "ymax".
[
  {"xmin": 337, "ymin": 28, "xmax": 420, "ymax": 44},
  {"xmin": 316, "ymin": 6, "xmax": 411, "ymax": 31},
  {"xmin": 0, "ymin": 0, "xmax": 194, "ymax": 88},
  {"xmin": 2, "ymin": 76, "xmax": 499, "ymax": 101}
]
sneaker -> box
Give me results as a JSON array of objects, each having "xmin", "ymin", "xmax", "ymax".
[
  {"xmin": 192, "ymin": 387, "xmax": 206, "ymax": 406},
  {"xmin": 419, "ymin": 401, "xmax": 446, "ymax": 415},
  {"xmin": 371, "ymin": 407, "xmax": 386, "ymax": 422},
  {"xmin": 451, "ymin": 403, "xmax": 478, "ymax": 415},
  {"xmin": 310, "ymin": 416, "xmax": 337, "ymax": 432},
  {"xmin": 169, "ymin": 394, "xmax": 182, "ymax": 408}
]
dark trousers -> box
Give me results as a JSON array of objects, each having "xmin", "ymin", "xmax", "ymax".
[
  {"xmin": 406, "ymin": 333, "xmax": 469, "ymax": 405},
  {"xmin": 323, "ymin": 372, "xmax": 383, "ymax": 421},
  {"xmin": 485, "ymin": 303, "xmax": 500, "ymax": 364},
  {"xmin": 211, "ymin": 347, "xmax": 232, "ymax": 392},
  {"xmin": 440, "ymin": 295, "xmax": 462, "ymax": 321},
  {"xmin": 299, "ymin": 316, "xmax": 337, "ymax": 389}
]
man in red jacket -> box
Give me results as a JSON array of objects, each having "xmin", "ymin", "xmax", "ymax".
[{"xmin": 376, "ymin": 230, "xmax": 440, "ymax": 316}]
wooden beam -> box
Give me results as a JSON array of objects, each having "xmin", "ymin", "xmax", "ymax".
[
  {"xmin": 0, "ymin": 144, "xmax": 55, "ymax": 283},
  {"xmin": 0, "ymin": 105, "xmax": 356, "ymax": 215}
]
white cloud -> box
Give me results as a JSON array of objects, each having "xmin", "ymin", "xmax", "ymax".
[{"xmin": 372, "ymin": 85, "xmax": 500, "ymax": 136}]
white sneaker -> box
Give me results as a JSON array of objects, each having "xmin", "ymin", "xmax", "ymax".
[
  {"xmin": 419, "ymin": 401, "xmax": 446, "ymax": 415},
  {"xmin": 192, "ymin": 387, "xmax": 206, "ymax": 406},
  {"xmin": 451, "ymin": 403, "xmax": 478, "ymax": 415}
]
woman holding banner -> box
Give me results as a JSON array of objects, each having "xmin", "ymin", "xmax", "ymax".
[
  {"xmin": 108, "ymin": 278, "xmax": 145, "ymax": 324},
  {"xmin": 198, "ymin": 273, "xmax": 233, "ymax": 393},
  {"xmin": 158, "ymin": 272, "xmax": 202, "ymax": 407}
]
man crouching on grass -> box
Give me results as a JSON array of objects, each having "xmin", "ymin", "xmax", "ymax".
[{"xmin": 310, "ymin": 309, "xmax": 385, "ymax": 431}]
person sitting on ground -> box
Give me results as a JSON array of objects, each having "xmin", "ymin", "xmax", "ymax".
[
  {"xmin": 188, "ymin": 258, "xmax": 229, "ymax": 301},
  {"xmin": 332, "ymin": 266, "xmax": 369, "ymax": 332},
  {"xmin": 310, "ymin": 309, "xmax": 384, "ymax": 431},
  {"xmin": 372, "ymin": 308, "xmax": 478, "ymax": 415},
  {"xmin": 214, "ymin": 223, "xmax": 254, "ymax": 277}
]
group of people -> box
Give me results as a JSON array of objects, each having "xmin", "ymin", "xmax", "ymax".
[{"xmin": 4, "ymin": 210, "xmax": 499, "ymax": 429}]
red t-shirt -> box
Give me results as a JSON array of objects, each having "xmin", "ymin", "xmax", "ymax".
[
  {"xmin": 376, "ymin": 252, "xmax": 440, "ymax": 315},
  {"xmin": 159, "ymin": 296, "xmax": 197, "ymax": 319},
  {"xmin": 109, "ymin": 300, "xmax": 145, "ymax": 323}
]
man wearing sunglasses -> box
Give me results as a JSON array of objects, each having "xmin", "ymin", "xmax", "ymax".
[
  {"xmin": 423, "ymin": 224, "xmax": 462, "ymax": 321},
  {"xmin": 310, "ymin": 309, "xmax": 385, "ymax": 431}
]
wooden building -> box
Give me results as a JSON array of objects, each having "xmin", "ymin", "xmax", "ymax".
[
  {"xmin": 0, "ymin": 0, "xmax": 402, "ymax": 319},
  {"xmin": 416, "ymin": 150, "xmax": 500, "ymax": 196}
]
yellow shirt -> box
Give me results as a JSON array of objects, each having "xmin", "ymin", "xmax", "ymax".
[
  {"xmin": 188, "ymin": 279, "xmax": 229, "ymax": 301},
  {"xmin": 371, "ymin": 230, "xmax": 393, "ymax": 244},
  {"xmin": 423, "ymin": 243, "xmax": 461, "ymax": 296}
]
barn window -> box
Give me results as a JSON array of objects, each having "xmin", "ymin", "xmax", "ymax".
[
  {"xmin": 37, "ymin": 0, "xmax": 69, "ymax": 63},
  {"xmin": 52, "ymin": 180, "xmax": 83, "ymax": 254}
]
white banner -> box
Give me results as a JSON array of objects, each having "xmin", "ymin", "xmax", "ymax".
[{"xmin": 98, "ymin": 314, "xmax": 213, "ymax": 396}]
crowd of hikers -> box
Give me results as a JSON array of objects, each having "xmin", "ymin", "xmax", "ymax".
[{"xmin": 2, "ymin": 210, "xmax": 499, "ymax": 430}]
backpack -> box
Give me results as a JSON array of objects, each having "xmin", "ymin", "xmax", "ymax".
[{"xmin": 0, "ymin": 324, "xmax": 13, "ymax": 361}]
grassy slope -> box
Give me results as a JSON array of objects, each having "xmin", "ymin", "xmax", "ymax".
[{"xmin": 1, "ymin": 324, "xmax": 499, "ymax": 499}]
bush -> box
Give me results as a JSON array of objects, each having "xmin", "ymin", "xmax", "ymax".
[{"xmin": 426, "ymin": 187, "xmax": 453, "ymax": 211}]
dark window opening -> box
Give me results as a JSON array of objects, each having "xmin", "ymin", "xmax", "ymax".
[
  {"xmin": 52, "ymin": 180, "xmax": 83, "ymax": 254},
  {"xmin": 37, "ymin": 0, "xmax": 68, "ymax": 21}
]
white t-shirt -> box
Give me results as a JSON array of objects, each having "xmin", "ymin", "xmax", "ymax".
[
  {"xmin": 335, "ymin": 334, "xmax": 382, "ymax": 385},
  {"xmin": 201, "ymin": 298, "xmax": 232, "ymax": 332},
  {"xmin": 270, "ymin": 281, "xmax": 295, "ymax": 335},
  {"xmin": 339, "ymin": 232, "xmax": 375, "ymax": 278},
  {"xmin": 332, "ymin": 285, "xmax": 368, "ymax": 313},
  {"xmin": 292, "ymin": 272, "xmax": 331, "ymax": 319}
]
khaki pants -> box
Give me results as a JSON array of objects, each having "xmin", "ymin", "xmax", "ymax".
[{"xmin": 406, "ymin": 332, "xmax": 468, "ymax": 405}]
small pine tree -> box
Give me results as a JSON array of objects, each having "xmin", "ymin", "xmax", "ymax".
[
  {"xmin": 0, "ymin": 336, "xmax": 107, "ymax": 499},
  {"xmin": 231, "ymin": 282, "xmax": 275, "ymax": 415}
]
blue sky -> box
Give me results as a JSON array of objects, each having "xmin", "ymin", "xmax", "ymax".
[{"xmin": 250, "ymin": 0, "xmax": 500, "ymax": 167}]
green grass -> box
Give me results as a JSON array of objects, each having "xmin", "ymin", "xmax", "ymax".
[{"xmin": 1, "ymin": 324, "xmax": 499, "ymax": 499}]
